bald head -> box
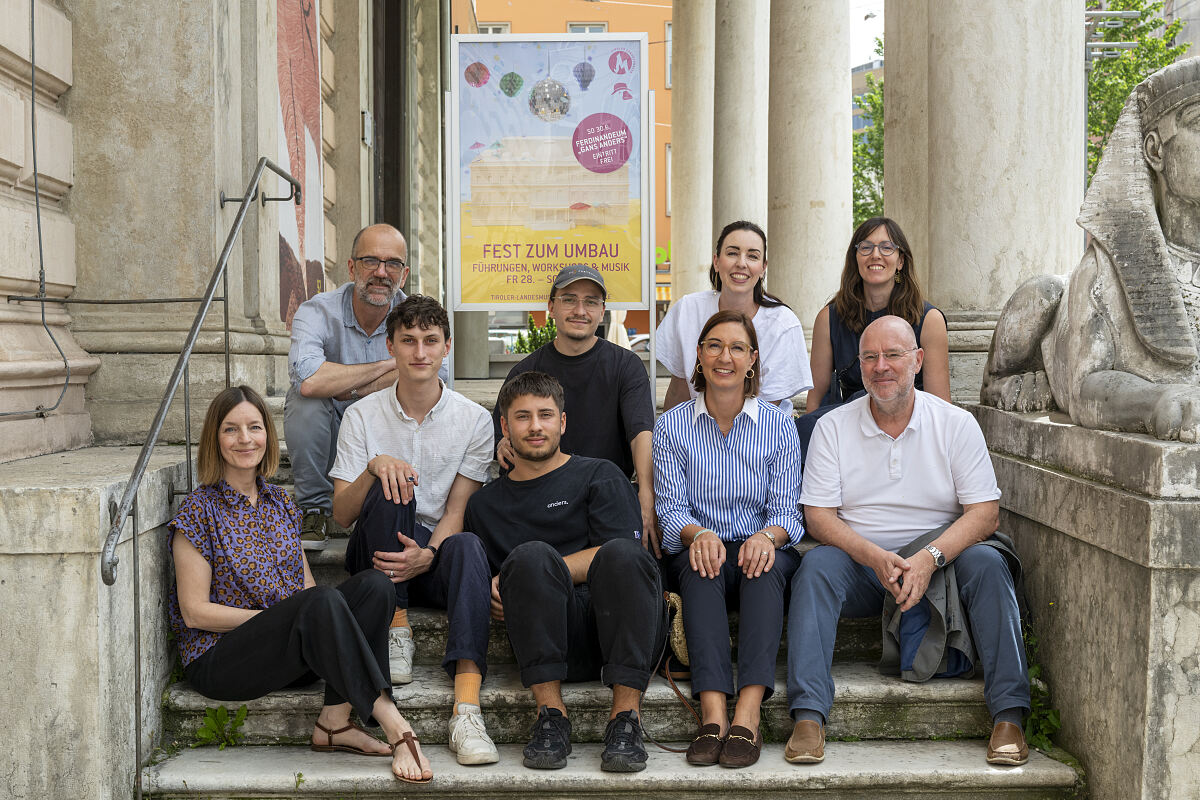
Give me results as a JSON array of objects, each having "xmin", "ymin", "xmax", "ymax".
[
  {"xmin": 351, "ymin": 223, "xmax": 406, "ymax": 260},
  {"xmin": 859, "ymin": 315, "xmax": 923, "ymax": 414},
  {"xmin": 860, "ymin": 315, "xmax": 918, "ymax": 355}
]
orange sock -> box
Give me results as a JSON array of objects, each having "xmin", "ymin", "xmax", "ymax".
[
  {"xmin": 454, "ymin": 671, "xmax": 482, "ymax": 708},
  {"xmin": 390, "ymin": 608, "xmax": 409, "ymax": 629}
]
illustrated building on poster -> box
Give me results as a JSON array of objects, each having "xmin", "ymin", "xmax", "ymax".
[{"xmin": 469, "ymin": 137, "xmax": 631, "ymax": 229}]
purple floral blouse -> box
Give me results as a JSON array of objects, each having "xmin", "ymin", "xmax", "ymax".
[{"xmin": 167, "ymin": 477, "xmax": 305, "ymax": 666}]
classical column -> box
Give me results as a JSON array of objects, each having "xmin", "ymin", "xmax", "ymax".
[
  {"xmin": 0, "ymin": 0, "xmax": 100, "ymax": 461},
  {"xmin": 711, "ymin": 0, "xmax": 770, "ymax": 235},
  {"xmin": 767, "ymin": 0, "xmax": 851, "ymax": 331},
  {"xmin": 885, "ymin": 0, "xmax": 1084, "ymax": 401},
  {"xmin": 669, "ymin": 0, "xmax": 716, "ymax": 298}
]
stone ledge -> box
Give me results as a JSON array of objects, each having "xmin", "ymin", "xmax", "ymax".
[
  {"xmin": 969, "ymin": 404, "xmax": 1200, "ymax": 499},
  {"xmin": 145, "ymin": 741, "xmax": 1080, "ymax": 799}
]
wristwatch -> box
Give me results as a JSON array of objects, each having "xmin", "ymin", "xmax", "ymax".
[
  {"xmin": 759, "ymin": 529, "xmax": 777, "ymax": 547},
  {"xmin": 350, "ymin": 387, "xmax": 360, "ymax": 402},
  {"xmin": 924, "ymin": 544, "xmax": 946, "ymax": 568}
]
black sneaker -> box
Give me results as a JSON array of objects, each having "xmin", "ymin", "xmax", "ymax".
[
  {"xmin": 522, "ymin": 706, "xmax": 572, "ymax": 769},
  {"xmin": 601, "ymin": 710, "xmax": 647, "ymax": 772}
]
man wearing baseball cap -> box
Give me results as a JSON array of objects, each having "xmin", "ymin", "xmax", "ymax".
[{"xmin": 492, "ymin": 265, "xmax": 660, "ymax": 554}]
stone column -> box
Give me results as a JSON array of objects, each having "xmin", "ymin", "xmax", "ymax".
[
  {"xmin": 0, "ymin": 0, "xmax": 100, "ymax": 461},
  {"xmin": 669, "ymin": 0, "xmax": 715, "ymax": 299},
  {"xmin": 767, "ymin": 0, "xmax": 851, "ymax": 332},
  {"xmin": 884, "ymin": 0, "xmax": 1084, "ymax": 401},
  {"xmin": 712, "ymin": 0, "xmax": 770, "ymax": 235},
  {"xmin": 330, "ymin": 0, "xmax": 374, "ymax": 275}
]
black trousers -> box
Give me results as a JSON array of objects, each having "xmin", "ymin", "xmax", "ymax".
[
  {"xmin": 185, "ymin": 570, "xmax": 395, "ymax": 726},
  {"xmin": 499, "ymin": 538, "xmax": 666, "ymax": 691},
  {"xmin": 344, "ymin": 480, "xmax": 492, "ymax": 678},
  {"xmin": 669, "ymin": 540, "xmax": 801, "ymax": 701}
]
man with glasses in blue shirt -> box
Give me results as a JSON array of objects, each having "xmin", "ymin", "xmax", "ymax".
[
  {"xmin": 286, "ymin": 223, "xmax": 446, "ymax": 550},
  {"xmin": 492, "ymin": 265, "xmax": 659, "ymax": 554}
]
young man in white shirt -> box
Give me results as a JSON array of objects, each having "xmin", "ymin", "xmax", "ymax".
[{"xmin": 330, "ymin": 294, "xmax": 497, "ymax": 765}]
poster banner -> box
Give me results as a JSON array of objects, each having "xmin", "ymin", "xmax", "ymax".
[{"xmin": 450, "ymin": 35, "xmax": 649, "ymax": 309}]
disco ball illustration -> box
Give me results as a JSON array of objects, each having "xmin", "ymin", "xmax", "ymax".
[
  {"xmin": 464, "ymin": 61, "xmax": 490, "ymax": 87},
  {"xmin": 573, "ymin": 61, "xmax": 595, "ymax": 90},
  {"xmin": 500, "ymin": 71, "xmax": 524, "ymax": 98},
  {"xmin": 529, "ymin": 77, "xmax": 570, "ymax": 122}
]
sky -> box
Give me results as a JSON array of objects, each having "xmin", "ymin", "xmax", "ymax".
[{"xmin": 849, "ymin": 0, "xmax": 885, "ymax": 68}]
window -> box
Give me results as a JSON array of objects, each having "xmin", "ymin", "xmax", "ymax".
[
  {"xmin": 665, "ymin": 143, "xmax": 672, "ymax": 217},
  {"xmin": 665, "ymin": 22, "xmax": 672, "ymax": 88},
  {"xmin": 478, "ymin": 22, "xmax": 510, "ymax": 34},
  {"xmin": 568, "ymin": 22, "xmax": 608, "ymax": 34}
]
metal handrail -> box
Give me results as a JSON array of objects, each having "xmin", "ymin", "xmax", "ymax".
[{"xmin": 100, "ymin": 156, "xmax": 300, "ymax": 586}]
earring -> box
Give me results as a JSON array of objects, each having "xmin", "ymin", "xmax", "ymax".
[
  {"xmin": 746, "ymin": 367, "xmax": 755, "ymax": 378},
  {"xmin": 691, "ymin": 363, "xmax": 702, "ymax": 378},
  {"xmin": 894, "ymin": 271, "xmax": 903, "ymax": 285}
]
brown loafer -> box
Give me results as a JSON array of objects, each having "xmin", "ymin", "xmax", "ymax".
[
  {"xmin": 718, "ymin": 725, "xmax": 761, "ymax": 768},
  {"xmin": 685, "ymin": 723, "xmax": 726, "ymax": 766},
  {"xmin": 986, "ymin": 721, "xmax": 1029, "ymax": 766},
  {"xmin": 784, "ymin": 719, "xmax": 825, "ymax": 763}
]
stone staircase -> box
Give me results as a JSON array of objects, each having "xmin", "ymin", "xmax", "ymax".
[{"xmin": 143, "ymin": 447, "xmax": 1084, "ymax": 798}]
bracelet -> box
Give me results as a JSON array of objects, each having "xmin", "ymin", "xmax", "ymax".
[
  {"xmin": 692, "ymin": 529, "xmax": 718, "ymax": 546},
  {"xmin": 422, "ymin": 544, "xmax": 438, "ymax": 558}
]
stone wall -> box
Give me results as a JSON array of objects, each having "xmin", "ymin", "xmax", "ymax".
[
  {"xmin": 971, "ymin": 405, "xmax": 1200, "ymax": 800},
  {"xmin": 0, "ymin": 0, "xmax": 100, "ymax": 461}
]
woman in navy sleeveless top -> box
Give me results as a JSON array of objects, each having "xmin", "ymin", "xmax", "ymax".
[{"xmin": 796, "ymin": 217, "xmax": 950, "ymax": 461}]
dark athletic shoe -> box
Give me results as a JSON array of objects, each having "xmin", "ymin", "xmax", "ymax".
[
  {"xmin": 601, "ymin": 710, "xmax": 648, "ymax": 772},
  {"xmin": 522, "ymin": 706, "xmax": 572, "ymax": 769}
]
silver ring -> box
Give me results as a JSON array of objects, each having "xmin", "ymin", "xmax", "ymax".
[{"xmin": 389, "ymin": 569, "xmax": 395, "ymax": 577}]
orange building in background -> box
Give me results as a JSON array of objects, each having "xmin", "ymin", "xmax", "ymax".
[{"xmin": 456, "ymin": 0, "xmax": 672, "ymax": 333}]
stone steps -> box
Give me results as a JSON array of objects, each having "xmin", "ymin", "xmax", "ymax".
[
  {"xmin": 144, "ymin": 741, "xmax": 1082, "ymax": 799},
  {"xmin": 163, "ymin": 661, "xmax": 991, "ymax": 747}
]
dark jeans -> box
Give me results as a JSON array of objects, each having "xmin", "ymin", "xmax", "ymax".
[
  {"xmin": 499, "ymin": 538, "xmax": 666, "ymax": 691},
  {"xmin": 669, "ymin": 540, "xmax": 801, "ymax": 700},
  {"xmin": 186, "ymin": 569, "xmax": 395, "ymax": 726},
  {"xmin": 345, "ymin": 480, "xmax": 492, "ymax": 679}
]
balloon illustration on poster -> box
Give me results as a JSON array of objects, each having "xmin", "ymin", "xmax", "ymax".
[
  {"xmin": 464, "ymin": 61, "xmax": 490, "ymax": 87},
  {"xmin": 573, "ymin": 61, "xmax": 595, "ymax": 91},
  {"xmin": 500, "ymin": 71, "xmax": 524, "ymax": 97},
  {"xmin": 529, "ymin": 77, "xmax": 570, "ymax": 122}
]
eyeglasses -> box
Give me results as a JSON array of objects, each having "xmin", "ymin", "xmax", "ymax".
[
  {"xmin": 555, "ymin": 294, "xmax": 603, "ymax": 310},
  {"xmin": 859, "ymin": 347, "xmax": 917, "ymax": 365},
  {"xmin": 700, "ymin": 339, "xmax": 753, "ymax": 358},
  {"xmin": 856, "ymin": 241, "xmax": 897, "ymax": 257},
  {"xmin": 355, "ymin": 256, "xmax": 407, "ymax": 273}
]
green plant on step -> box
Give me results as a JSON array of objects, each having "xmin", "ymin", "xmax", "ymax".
[
  {"xmin": 191, "ymin": 705, "xmax": 248, "ymax": 750},
  {"xmin": 513, "ymin": 314, "xmax": 557, "ymax": 353},
  {"xmin": 294, "ymin": 772, "xmax": 305, "ymax": 789},
  {"xmin": 1023, "ymin": 623, "xmax": 1062, "ymax": 751}
]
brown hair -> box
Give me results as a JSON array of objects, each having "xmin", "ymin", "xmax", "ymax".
[
  {"xmin": 707, "ymin": 220, "xmax": 788, "ymax": 309},
  {"xmin": 833, "ymin": 216, "xmax": 926, "ymax": 333},
  {"xmin": 690, "ymin": 310, "xmax": 761, "ymax": 397},
  {"xmin": 196, "ymin": 385, "xmax": 279, "ymax": 485},
  {"xmin": 387, "ymin": 294, "xmax": 451, "ymax": 340},
  {"xmin": 497, "ymin": 370, "xmax": 565, "ymax": 416}
]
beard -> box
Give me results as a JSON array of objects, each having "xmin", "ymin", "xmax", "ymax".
[
  {"xmin": 511, "ymin": 432, "xmax": 560, "ymax": 462},
  {"xmin": 356, "ymin": 277, "xmax": 397, "ymax": 307}
]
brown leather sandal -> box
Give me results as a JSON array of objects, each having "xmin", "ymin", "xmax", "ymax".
[
  {"xmin": 389, "ymin": 730, "xmax": 433, "ymax": 783},
  {"xmin": 310, "ymin": 720, "xmax": 390, "ymax": 757}
]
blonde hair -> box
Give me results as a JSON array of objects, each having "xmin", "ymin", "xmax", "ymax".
[{"xmin": 196, "ymin": 385, "xmax": 279, "ymax": 485}]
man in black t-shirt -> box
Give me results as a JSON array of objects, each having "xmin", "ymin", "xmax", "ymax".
[
  {"xmin": 493, "ymin": 264, "xmax": 659, "ymax": 554},
  {"xmin": 467, "ymin": 372, "xmax": 665, "ymax": 774}
]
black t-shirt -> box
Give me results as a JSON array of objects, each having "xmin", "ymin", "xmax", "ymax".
[
  {"xmin": 492, "ymin": 338, "xmax": 655, "ymax": 478},
  {"xmin": 464, "ymin": 455, "xmax": 642, "ymax": 573}
]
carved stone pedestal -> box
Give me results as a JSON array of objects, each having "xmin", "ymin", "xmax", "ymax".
[{"xmin": 970, "ymin": 405, "xmax": 1200, "ymax": 800}]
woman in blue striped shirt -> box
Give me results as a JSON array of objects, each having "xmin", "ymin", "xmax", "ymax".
[{"xmin": 653, "ymin": 310, "xmax": 805, "ymax": 768}]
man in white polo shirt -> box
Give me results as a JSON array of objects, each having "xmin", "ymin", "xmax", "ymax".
[
  {"xmin": 785, "ymin": 315, "xmax": 1029, "ymax": 767},
  {"xmin": 329, "ymin": 294, "xmax": 498, "ymax": 766}
]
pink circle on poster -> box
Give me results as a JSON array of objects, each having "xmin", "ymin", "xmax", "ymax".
[{"xmin": 572, "ymin": 113, "xmax": 632, "ymax": 174}]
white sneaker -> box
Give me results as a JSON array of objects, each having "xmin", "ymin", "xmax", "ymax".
[
  {"xmin": 388, "ymin": 627, "xmax": 414, "ymax": 685},
  {"xmin": 448, "ymin": 702, "xmax": 499, "ymax": 765}
]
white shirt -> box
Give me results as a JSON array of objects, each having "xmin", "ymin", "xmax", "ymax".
[
  {"xmin": 656, "ymin": 290, "xmax": 813, "ymax": 415},
  {"xmin": 329, "ymin": 381, "xmax": 494, "ymax": 530},
  {"xmin": 800, "ymin": 391, "xmax": 1001, "ymax": 552}
]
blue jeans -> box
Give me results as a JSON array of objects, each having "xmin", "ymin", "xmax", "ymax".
[{"xmin": 786, "ymin": 543, "xmax": 1029, "ymax": 721}]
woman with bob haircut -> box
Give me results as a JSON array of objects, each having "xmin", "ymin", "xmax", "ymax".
[
  {"xmin": 653, "ymin": 310, "xmax": 804, "ymax": 768},
  {"xmin": 797, "ymin": 216, "xmax": 950, "ymax": 458},
  {"xmin": 168, "ymin": 385, "xmax": 432, "ymax": 783},
  {"xmin": 657, "ymin": 220, "xmax": 813, "ymax": 414}
]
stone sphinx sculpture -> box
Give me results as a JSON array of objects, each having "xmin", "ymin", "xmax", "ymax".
[{"xmin": 982, "ymin": 58, "xmax": 1200, "ymax": 441}]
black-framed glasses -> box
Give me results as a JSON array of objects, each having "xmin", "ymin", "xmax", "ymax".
[
  {"xmin": 355, "ymin": 256, "xmax": 407, "ymax": 273},
  {"xmin": 859, "ymin": 347, "xmax": 917, "ymax": 365},
  {"xmin": 856, "ymin": 241, "xmax": 897, "ymax": 257},
  {"xmin": 701, "ymin": 339, "xmax": 753, "ymax": 358}
]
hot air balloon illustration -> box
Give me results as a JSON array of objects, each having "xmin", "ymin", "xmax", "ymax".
[
  {"xmin": 500, "ymin": 71, "xmax": 524, "ymax": 98},
  {"xmin": 529, "ymin": 77, "xmax": 570, "ymax": 122},
  {"xmin": 464, "ymin": 61, "xmax": 490, "ymax": 87},
  {"xmin": 573, "ymin": 61, "xmax": 595, "ymax": 90}
]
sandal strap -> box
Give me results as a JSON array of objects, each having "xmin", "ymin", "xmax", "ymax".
[
  {"xmin": 389, "ymin": 730, "xmax": 422, "ymax": 764},
  {"xmin": 314, "ymin": 720, "xmax": 358, "ymax": 747}
]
